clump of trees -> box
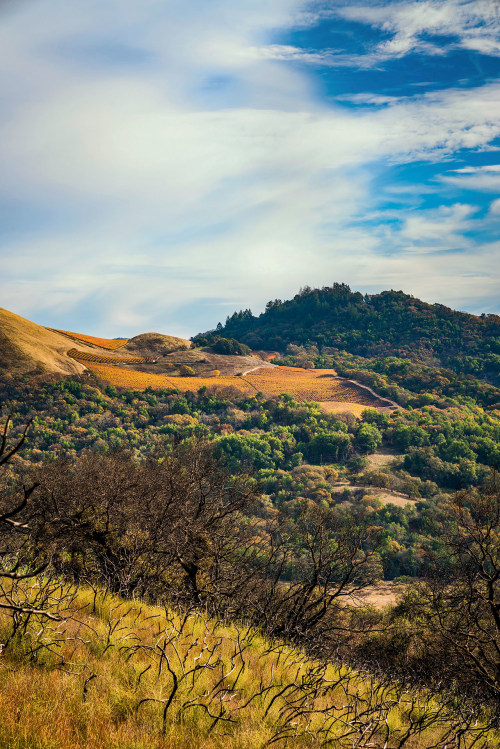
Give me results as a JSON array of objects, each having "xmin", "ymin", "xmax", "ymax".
[
  {"xmin": 210, "ymin": 337, "xmax": 251, "ymax": 356},
  {"xmin": 201, "ymin": 285, "xmax": 500, "ymax": 388}
]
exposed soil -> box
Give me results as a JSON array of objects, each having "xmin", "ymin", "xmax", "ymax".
[
  {"xmin": 350, "ymin": 581, "xmax": 407, "ymax": 609},
  {"xmin": 331, "ymin": 482, "xmax": 415, "ymax": 507},
  {"xmin": 133, "ymin": 349, "xmax": 275, "ymax": 377},
  {"xmin": 366, "ymin": 450, "xmax": 404, "ymax": 470}
]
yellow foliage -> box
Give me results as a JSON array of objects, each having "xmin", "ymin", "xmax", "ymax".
[
  {"xmin": 162, "ymin": 414, "xmax": 198, "ymax": 426},
  {"xmin": 244, "ymin": 367, "xmax": 380, "ymax": 405},
  {"xmin": 68, "ymin": 349, "xmax": 147, "ymax": 364},
  {"xmin": 84, "ymin": 363, "xmax": 254, "ymax": 395}
]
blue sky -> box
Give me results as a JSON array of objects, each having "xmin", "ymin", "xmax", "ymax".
[{"xmin": 1, "ymin": 0, "xmax": 500, "ymax": 337}]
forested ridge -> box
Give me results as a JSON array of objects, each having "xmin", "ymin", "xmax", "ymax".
[{"xmin": 198, "ymin": 284, "xmax": 500, "ymax": 386}]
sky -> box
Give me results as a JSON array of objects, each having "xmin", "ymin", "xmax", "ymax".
[{"xmin": 1, "ymin": 0, "xmax": 500, "ymax": 338}]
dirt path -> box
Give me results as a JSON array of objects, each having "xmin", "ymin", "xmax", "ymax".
[
  {"xmin": 241, "ymin": 364, "xmax": 276, "ymax": 376},
  {"xmin": 333, "ymin": 377, "xmax": 402, "ymax": 410},
  {"xmin": 351, "ymin": 582, "xmax": 407, "ymax": 609},
  {"xmin": 331, "ymin": 482, "xmax": 415, "ymax": 507}
]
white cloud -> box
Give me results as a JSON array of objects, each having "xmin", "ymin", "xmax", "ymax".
[{"xmin": 336, "ymin": 0, "xmax": 500, "ymax": 60}]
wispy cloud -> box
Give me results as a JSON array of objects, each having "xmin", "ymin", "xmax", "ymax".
[
  {"xmin": 261, "ymin": 0, "xmax": 500, "ymax": 68},
  {"xmin": 336, "ymin": 0, "xmax": 500, "ymax": 60}
]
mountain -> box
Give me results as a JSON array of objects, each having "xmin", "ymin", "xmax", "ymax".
[{"xmin": 197, "ymin": 284, "xmax": 500, "ymax": 385}]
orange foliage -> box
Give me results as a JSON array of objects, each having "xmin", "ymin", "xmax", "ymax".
[
  {"xmin": 84, "ymin": 362, "xmax": 383, "ymax": 407},
  {"xmin": 243, "ymin": 367, "xmax": 380, "ymax": 405},
  {"xmin": 53, "ymin": 330, "xmax": 129, "ymax": 349},
  {"xmin": 84, "ymin": 363, "xmax": 176, "ymax": 389},
  {"xmin": 68, "ymin": 349, "xmax": 147, "ymax": 364},
  {"xmin": 84, "ymin": 362, "xmax": 253, "ymax": 395}
]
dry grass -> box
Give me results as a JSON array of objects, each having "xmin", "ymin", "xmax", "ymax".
[
  {"xmin": 52, "ymin": 330, "xmax": 129, "ymax": 349},
  {"xmin": 0, "ymin": 308, "xmax": 94, "ymax": 376},
  {"xmin": 320, "ymin": 401, "xmax": 374, "ymax": 417},
  {"xmin": 0, "ymin": 584, "xmax": 491, "ymax": 749}
]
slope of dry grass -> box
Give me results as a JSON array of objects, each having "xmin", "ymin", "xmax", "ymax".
[
  {"xmin": 0, "ymin": 308, "xmax": 94, "ymax": 375},
  {"xmin": 0, "ymin": 584, "xmax": 492, "ymax": 749}
]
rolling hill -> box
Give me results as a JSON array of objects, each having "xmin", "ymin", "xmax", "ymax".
[{"xmin": 0, "ymin": 307, "xmax": 394, "ymax": 413}]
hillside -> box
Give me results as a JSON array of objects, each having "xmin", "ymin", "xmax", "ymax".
[
  {"xmin": 0, "ymin": 308, "xmax": 93, "ymax": 376},
  {"xmin": 0, "ymin": 308, "xmax": 386, "ymax": 413},
  {"xmin": 198, "ymin": 284, "xmax": 500, "ymax": 385},
  {"xmin": 2, "ymin": 584, "xmax": 493, "ymax": 749}
]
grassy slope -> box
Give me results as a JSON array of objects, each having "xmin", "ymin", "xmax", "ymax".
[
  {"xmin": 0, "ymin": 585, "xmax": 496, "ymax": 749},
  {"xmin": 0, "ymin": 308, "xmax": 89, "ymax": 376}
]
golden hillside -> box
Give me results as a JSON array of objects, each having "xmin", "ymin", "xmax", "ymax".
[{"xmin": 0, "ymin": 308, "xmax": 93, "ymax": 376}]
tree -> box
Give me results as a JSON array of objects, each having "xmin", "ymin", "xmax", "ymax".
[
  {"xmin": 249, "ymin": 502, "xmax": 383, "ymax": 648},
  {"xmin": 31, "ymin": 443, "xmax": 259, "ymax": 606},
  {"xmin": 0, "ymin": 416, "xmax": 67, "ymax": 651},
  {"xmin": 355, "ymin": 423, "xmax": 382, "ymax": 454},
  {"xmin": 418, "ymin": 475, "xmax": 500, "ymax": 703}
]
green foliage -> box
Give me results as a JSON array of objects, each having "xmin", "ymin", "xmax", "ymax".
[
  {"xmin": 210, "ymin": 337, "xmax": 251, "ymax": 356},
  {"xmin": 201, "ymin": 284, "xmax": 500, "ymax": 388}
]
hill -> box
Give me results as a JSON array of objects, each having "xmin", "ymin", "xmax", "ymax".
[
  {"xmin": 197, "ymin": 284, "xmax": 500, "ymax": 385},
  {"xmin": 0, "ymin": 308, "xmax": 92, "ymax": 376},
  {"xmin": 123, "ymin": 331, "xmax": 191, "ymax": 357}
]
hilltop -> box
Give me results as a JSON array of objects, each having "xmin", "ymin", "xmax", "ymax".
[{"xmin": 198, "ymin": 284, "xmax": 500, "ymax": 385}]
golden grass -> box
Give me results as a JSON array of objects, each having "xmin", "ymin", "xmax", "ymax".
[
  {"xmin": 53, "ymin": 330, "xmax": 129, "ymax": 349},
  {"xmin": 0, "ymin": 585, "xmax": 494, "ymax": 749},
  {"xmin": 320, "ymin": 401, "xmax": 374, "ymax": 417},
  {"xmin": 244, "ymin": 367, "xmax": 381, "ymax": 405},
  {"xmin": 0, "ymin": 308, "xmax": 88, "ymax": 376}
]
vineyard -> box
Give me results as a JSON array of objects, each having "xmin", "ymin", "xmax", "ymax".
[
  {"xmin": 51, "ymin": 329, "xmax": 129, "ymax": 349},
  {"xmin": 84, "ymin": 362, "xmax": 388, "ymax": 412},
  {"xmin": 83, "ymin": 362, "xmax": 254, "ymax": 395},
  {"xmin": 243, "ymin": 367, "xmax": 382, "ymax": 405},
  {"xmin": 67, "ymin": 349, "xmax": 148, "ymax": 365}
]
